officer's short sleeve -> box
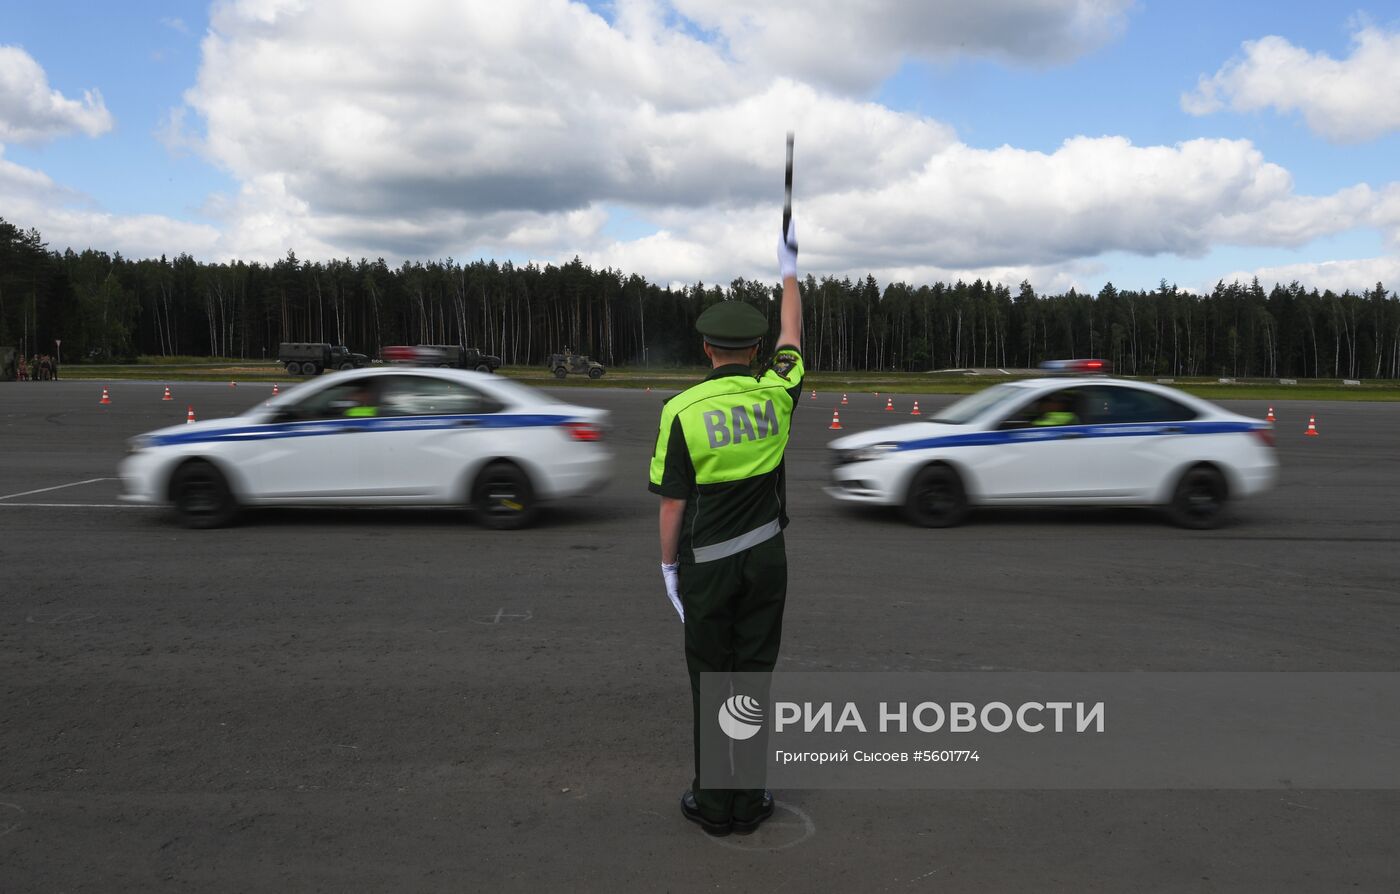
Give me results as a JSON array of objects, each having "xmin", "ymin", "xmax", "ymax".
[
  {"xmin": 762, "ymin": 344, "xmax": 806, "ymax": 402},
  {"xmin": 648, "ymin": 413, "xmax": 694, "ymax": 498}
]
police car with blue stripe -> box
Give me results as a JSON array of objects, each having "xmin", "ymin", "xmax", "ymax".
[
  {"xmin": 826, "ymin": 361, "xmax": 1276, "ymax": 528},
  {"xmin": 119, "ymin": 367, "xmax": 611, "ymax": 528}
]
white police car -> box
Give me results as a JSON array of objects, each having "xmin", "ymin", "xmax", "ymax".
[
  {"xmin": 827, "ymin": 367, "xmax": 1276, "ymax": 528},
  {"xmin": 119, "ymin": 367, "xmax": 611, "ymax": 528}
]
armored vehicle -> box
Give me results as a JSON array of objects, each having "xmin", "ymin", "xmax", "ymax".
[{"xmin": 546, "ymin": 351, "xmax": 605, "ymax": 379}]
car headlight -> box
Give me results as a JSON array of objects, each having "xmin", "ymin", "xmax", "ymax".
[
  {"xmin": 844, "ymin": 442, "xmax": 900, "ymax": 464},
  {"xmin": 126, "ymin": 435, "xmax": 152, "ymax": 455}
]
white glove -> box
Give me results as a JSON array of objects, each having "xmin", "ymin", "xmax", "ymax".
[
  {"xmin": 661, "ymin": 561, "xmax": 684, "ymax": 622},
  {"xmin": 777, "ymin": 219, "xmax": 798, "ymax": 280}
]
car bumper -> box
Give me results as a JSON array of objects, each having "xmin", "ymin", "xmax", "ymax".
[
  {"xmin": 1231, "ymin": 459, "xmax": 1278, "ymax": 499},
  {"xmin": 117, "ymin": 452, "xmax": 165, "ymax": 505},
  {"xmin": 538, "ymin": 449, "xmax": 613, "ymax": 500},
  {"xmin": 826, "ymin": 463, "xmax": 900, "ymax": 505}
]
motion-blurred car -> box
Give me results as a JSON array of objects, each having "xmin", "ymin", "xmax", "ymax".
[
  {"xmin": 119, "ymin": 368, "xmax": 611, "ymax": 529},
  {"xmin": 827, "ymin": 373, "xmax": 1276, "ymax": 528}
]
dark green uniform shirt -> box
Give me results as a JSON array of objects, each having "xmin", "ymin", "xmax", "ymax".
[{"xmin": 649, "ymin": 346, "xmax": 806, "ymax": 564}]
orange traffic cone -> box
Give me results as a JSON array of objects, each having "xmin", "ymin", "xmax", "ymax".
[
  {"xmin": 810, "ymin": 389, "xmax": 817, "ymax": 400},
  {"xmin": 99, "ymin": 387, "xmax": 111, "ymax": 405},
  {"xmin": 272, "ymin": 383, "xmax": 280, "ymax": 396},
  {"xmin": 1304, "ymin": 416, "xmax": 1319, "ymax": 436},
  {"xmin": 186, "ymin": 405, "xmax": 196, "ymax": 424},
  {"xmin": 162, "ymin": 385, "xmax": 172, "ymax": 401},
  {"xmin": 1266, "ymin": 406, "xmax": 1275, "ymax": 422},
  {"xmin": 841, "ymin": 393, "xmax": 848, "ymax": 405},
  {"xmin": 230, "ymin": 381, "xmax": 237, "ymax": 388},
  {"xmin": 884, "ymin": 397, "xmax": 893, "ymax": 412},
  {"xmin": 829, "ymin": 409, "xmax": 842, "ymax": 430},
  {"xmin": 911, "ymin": 401, "xmax": 921, "ymax": 416}
]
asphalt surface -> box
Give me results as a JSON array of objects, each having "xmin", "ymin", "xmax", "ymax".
[{"xmin": 2, "ymin": 379, "xmax": 1398, "ymax": 892}]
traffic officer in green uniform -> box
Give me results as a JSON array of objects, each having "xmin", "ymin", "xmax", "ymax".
[
  {"xmin": 651, "ymin": 220, "xmax": 804, "ymax": 836},
  {"xmin": 1032, "ymin": 391, "xmax": 1078, "ymax": 427}
]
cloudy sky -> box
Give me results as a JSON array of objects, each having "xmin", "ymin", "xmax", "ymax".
[{"xmin": 4, "ymin": 0, "xmax": 1400, "ymax": 293}]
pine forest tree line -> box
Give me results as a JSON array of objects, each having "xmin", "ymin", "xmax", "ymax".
[{"xmin": 3, "ymin": 217, "xmax": 1399, "ymax": 378}]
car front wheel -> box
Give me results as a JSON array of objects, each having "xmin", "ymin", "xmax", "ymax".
[
  {"xmin": 476, "ymin": 364, "xmax": 491, "ymax": 373},
  {"xmin": 170, "ymin": 460, "xmax": 238, "ymax": 529},
  {"xmin": 472, "ymin": 462, "xmax": 537, "ymax": 530},
  {"xmin": 553, "ymin": 367, "xmax": 567, "ymax": 379},
  {"xmin": 903, "ymin": 464, "xmax": 969, "ymax": 528},
  {"xmin": 1166, "ymin": 465, "xmax": 1228, "ymax": 529},
  {"xmin": 588, "ymin": 367, "xmax": 604, "ymax": 379}
]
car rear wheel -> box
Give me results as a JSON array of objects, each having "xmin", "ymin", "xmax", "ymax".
[
  {"xmin": 472, "ymin": 461, "xmax": 537, "ymax": 530},
  {"xmin": 588, "ymin": 367, "xmax": 604, "ymax": 379},
  {"xmin": 285, "ymin": 361, "xmax": 302, "ymax": 375},
  {"xmin": 553, "ymin": 367, "xmax": 567, "ymax": 379},
  {"xmin": 1166, "ymin": 465, "xmax": 1228, "ymax": 529},
  {"xmin": 170, "ymin": 460, "xmax": 238, "ymax": 529},
  {"xmin": 903, "ymin": 464, "xmax": 969, "ymax": 528}
]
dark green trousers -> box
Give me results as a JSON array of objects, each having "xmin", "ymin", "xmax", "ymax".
[{"xmin": 681, "ymin": 532, "xmax": 787, "ymax": 822}]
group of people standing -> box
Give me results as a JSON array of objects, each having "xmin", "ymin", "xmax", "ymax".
[{"xmin": 18, "ymin": 354, "xmax": 59, "ymax": 381}]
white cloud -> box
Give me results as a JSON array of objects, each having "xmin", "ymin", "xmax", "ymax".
[
  {"xmin": 1219, "ymin": 256, "xmax": 1400, "ymax": 295},
  {"xmin": 573, "ymin": 136, "xmax": 1389, "ymax": 289},
  {"xmin": 0, "ymin": 145, "xmax": 220, "ymax": 257},
  {"xmin": 0, "ymin": 45, "xmax": 113, "ymax": 143},
  {"xmin": 1183, "ymin": 25, "xmax": 1400, "ymax": 143},
  {"xmin": 0, "ymin": 0, "xmax": 1313, "ymax": 295},
  {"xmin": 670, "ymin": 0, "xmax": 1134, "ymax": 91}
]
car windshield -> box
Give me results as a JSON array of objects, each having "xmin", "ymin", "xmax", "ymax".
[{"xmin": 925, "ymin": 383, "xmax": 1028, "ymax": 425}]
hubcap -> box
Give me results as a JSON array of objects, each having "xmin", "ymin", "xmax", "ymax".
[
  {"xmin": 918, "ymin": 481, "xmax": 954, "ymax": 517},
  {"xmin": 181, "ymin": 472, "xmax": 220, "ymax": 514},
  {"xmin": 1184, "ymin": 474, "xmax": 1220, "ymax": 516},
  {"xmin": 485, "ymin": 477, "xmax": 522, "ymax": 514}
]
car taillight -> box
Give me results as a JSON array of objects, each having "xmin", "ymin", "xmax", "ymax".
[
  {"xmin": 563, "ymin": 422, "xmax": 603, "ymax": 442},
  {"xmin": 1252, "ymin": 428, "xmax": 1275, "ymax": 448}
]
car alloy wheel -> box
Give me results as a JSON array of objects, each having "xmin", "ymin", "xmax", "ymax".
[
  {"xmin": 170, "ymin": 460, "xmax": 238, "ymax": 529},
  {"xmin": 1168, "ymin": 465, "xmax": 1227, "ymax": 529},
  {"xmin": 903, "ymin": 464, "xmax": 969, "ymax": 528},
  {"xmin": 473, "ymin": 462, "xmax": 537, "ymax": 530}
]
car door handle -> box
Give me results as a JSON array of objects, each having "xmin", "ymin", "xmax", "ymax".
[
  {"xmin": 455, "ymin": 419, "xmax": 481, "ymax": 427},
  {"xmin": 1160, "ymin": 426, "xmax": 1185, "ymax": 434},
  {"xmin": 1059, "ymin": 431, "xmax": 1085, "ymax": 439}
]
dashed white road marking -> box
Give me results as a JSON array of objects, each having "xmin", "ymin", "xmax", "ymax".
[{"xmin": 0, "ymin": 477, "xmax": 112, "ymax": 500}]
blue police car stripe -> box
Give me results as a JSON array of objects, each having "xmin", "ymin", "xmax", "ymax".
[
  {"xmin": 895, "ymin": 420, "xmax": 1264, "ymax": 453},
  {"xmin": 149, "ymin": 413, "xmax": 578, "ymax": 447}
]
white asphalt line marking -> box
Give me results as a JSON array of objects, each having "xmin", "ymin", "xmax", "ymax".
[
  {"xmin": 0, "ymin": 502, "xmax": 154, "ymax": 509},
  {"xmin": 0, "ymin": 477, "xmax": 113, "ymax": 500}
]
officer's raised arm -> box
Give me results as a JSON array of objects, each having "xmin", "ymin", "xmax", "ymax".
[{"xmin": 776, "ymin": 219, "xmax": 801, "ymax": 351}]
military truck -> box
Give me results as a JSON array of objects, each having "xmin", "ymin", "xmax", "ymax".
[
  {"xmin": 379, "ymin": 344, "xmax": 502, "ymax": 372},
  {"xmin": 417, "ymin": 344, "xmax": 502, "ymax": 373},
  {"xmin": 546, "ymin": 350, "xmax": 605, "ymax": 379},
  {"xmin": 278, "ymin": 342, "xmax": 372, "ymax": 375},
  {"xmin": 0, "ymin": 347, "xmax": 15, "ymax": 382}
]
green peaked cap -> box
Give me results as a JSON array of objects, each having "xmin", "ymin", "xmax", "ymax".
[{"xmin": 696, "ymin": 301, "xmax": 767, "ymax": 348}]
